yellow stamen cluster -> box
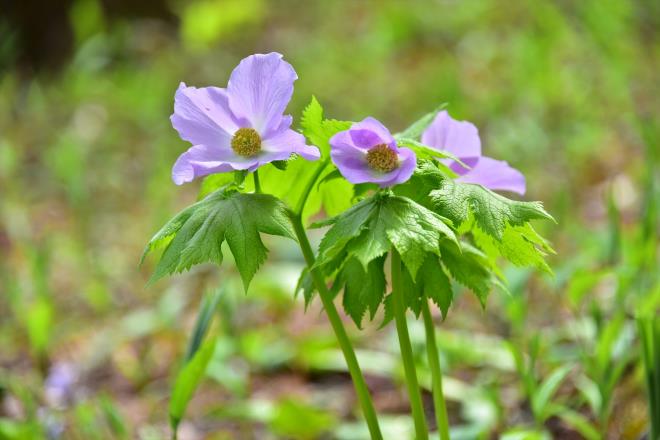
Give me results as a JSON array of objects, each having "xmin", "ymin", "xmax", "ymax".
[
  {"xmin": 366, "ymin": 144, "xmax": 398, "ymax": 172},
  {"xmin": 231, "ymin": 128, "xmax": 262, "ymax": 157}
]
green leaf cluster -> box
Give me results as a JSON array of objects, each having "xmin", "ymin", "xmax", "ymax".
[
  {"xmin": 313, "ymin": 192, "xmax": 460, "ymax": 326},
  {"xmin": 316, "ymin": 157, "xmax": 555, "ymax": 325},
  {"xmin": 398, "ymin": 161, "xmax": 555, "ymax": 274}
]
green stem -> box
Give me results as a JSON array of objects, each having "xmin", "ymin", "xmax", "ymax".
[
  {"xmin": 294, "ymin": 160, "xmax": 328, "ymax": 216},
  {"xmin": 253, "ymin": 170, "xmax": 262, "ymax": 193},
  {"xmin": 391, "ymin": 249, "xmax": 429, "ymax": 440},
  {"xmin": 421, "ymin": 300, "xmax": 451, "ymax": 440},
  {"xmin": 291, "ymin": 215, "xmax": 383, "ymax": 440}
]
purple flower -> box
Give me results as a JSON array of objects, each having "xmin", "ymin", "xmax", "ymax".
[
  {"xmin": 170, "ymin": 52, "xmax": 320, "ymax": 185},
  {"xmin": 329, "ymin": 117, "xmax": 416, "ymax": 187},
  {"xmin": 422, "ymin": 111, "xmax": 526, "ymax": 195},
  {"xmin": 44, "ymin": 362, "xmax": 77, "ymax": 408}
]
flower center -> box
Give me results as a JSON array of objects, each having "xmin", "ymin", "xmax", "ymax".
[
  {"xmin": 365, "ymin": 144, "xmax": 398, "ymax": 172},
  {"xmin": 231, "ymin": 128, "xmax": 262, "ymax": 157}
]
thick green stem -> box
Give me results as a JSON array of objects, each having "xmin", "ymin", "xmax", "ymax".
[
  {"xmin": 421, "ymin": 300, "xmax": 451, "ymax": 440},
  {"xmin": 291, "ymin": 215, "xmax": 383, "ymax": 440},
  {"xmin": 391, "ymin": 249, "xmax": 429, "ymax": 440},
  {"xmin": 253, "ymin": 170, "xmax": 262, "ymax": 193}
]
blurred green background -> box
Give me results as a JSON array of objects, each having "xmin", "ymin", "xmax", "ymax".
[{"xmin": 1, "ymin": 0, "xmax": 658, "ymax": 439}]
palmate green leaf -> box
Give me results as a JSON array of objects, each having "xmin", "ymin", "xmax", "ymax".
[
  {"xmin": 473, "ymin": 223, "xmax": 554, "ymax": 274},
  {"xmin": 416, "ymin": 255, "xmax": 453, "ymax": 318},
  {"xmin": 401, "ymin": 267, "xmax": 424, "ymax": 317},
  {"xmin": 382, "ymin": 196, "xmax": 457, "ymax": 277},
  {"xmin": 315, "ymin": 192, "xmax": 458, "ymax": 279},
  {"xmin": 142, "ymin": 186, "xmax": 295, "ymax": 291},
  {"xmin": 312, "ymin": 196, "xmax": 378, "ymax": 269},
  {"xmin": 404, "ymin": 162, "xmax": 555, "ymax": 273},
  {"xmin": 394, "ymin": 161, "xmax": 452, "ymax": 209},
  {"xmin": 429, "ymin": 170, "xmax": 554, "ymax": 240},
  {"xmin": 313, "ymin": 192, "xmax": 458, "ymax": 323},
  {"xmin": 440, "ymin": 241, "xmax": 499, "ymax": 307},
  {"xmin": 335, "ymin": 256, "xmax": 386, "ymax": 328},
  {"xmin": 398, "ymin": 255, "xmax": 453, "ymax": 318}
]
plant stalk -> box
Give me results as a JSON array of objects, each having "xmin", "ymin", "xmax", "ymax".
[
  {"xmin": 421, "ymin": 300, "xmax": 451, "ymax": 440},
  {"xmin": 294, "ymin": 160, "xmax": 329, "ymax": 216},
  {"xmin": 291, "ymin": 215, "xmax": 383, "ymax": 439},
  {"xmin": 639, "ymin": 316, "xmax": 660, "ymax": 440},
  {"xmin": 253, "ymin": 170, "xmax": 262, "ymax": 193},
  {"xmin": 391, "ymin": 249, "xmax": 429, "ymax": 440}
]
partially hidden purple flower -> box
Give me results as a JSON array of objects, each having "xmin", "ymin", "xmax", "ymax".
[
  {"xmin": 170, "ymin": 52, "xmax": 320, "ymax": 185},
  {"xmin": 329, "ymin": 117, "xmax": 416, "ymax": 187},
  {"xmin": 422, "ymin": 111, "xmax": 526, "ymax": 195}
]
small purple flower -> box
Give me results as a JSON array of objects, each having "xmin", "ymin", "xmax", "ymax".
[
  {"xmin": 44, "ymin": 362, "xmax": 77, "ymax": 408},
  {"xmin": 330, "ymin": 117, "xmax": 416, "ymax": 187},
  {"xmin": 422, "ymin": 111, "xmax": 526, "ymax": 195},
  {"xmin": 170, "ymin": 52, "xmax": 320, "ymax": 185}
]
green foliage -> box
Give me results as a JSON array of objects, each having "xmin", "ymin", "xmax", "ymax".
[
  {"xmin": 381, "ymin": 253, "xmax": 455, "ymax": 324},
  {"xmin": 429, "ymin": 167, "xmax": 553, "ymax": 240},
  {"xmin": 180, "ymin": 0, "xmax": 265, "ymax": 51},
  {"xmin": 300, "ymin": 96, "xmax": 352, "ymax": 158},
  {"xmin": 185, "ymin": 289, "xmax": 223, "ymax": 361},
  {"xmin": 25, "ymin": 296, "xmax": 52, "ymax": 357},
  {"xmin": 294, "ymin": 96, "xmax": 354, "ymax": 220},
  {"xmin": 142, "ymin": 186, "xmax": 295, "ymax": 291},
  {"xmin": 316, "ymin": 192, "xmax": 457, "ymax": 276},
  {"xmin": 99, "ymin": 394, "xmax": 129, "ymax": 439},
  {"xmin": 334, "ymin": 256, "xmax": 386, "ymax": 328},
  {"xmin": 439, "ymin": 241, "xmax": 499, "ymax": 307},
  {"xmin": 198, "ymin": 171, "xmax": 245, "ymax": 199},
  {"xmin": 472, "ymin": 224, "xmax": 554, "ymax": 274},
  {"xmin": 638, "ymin": 315, "xmax": 660, "ymax": 440},
  {"xmin": 170, "ymin": 290, "xmax": 223, "ymax": 434},
  {"xmin": 169, "ymin": 335, "xmax": 217, "ymax": 432},
  {"xmin": 294, "ymin": 267, "xmax": 315, "ymax": 309},
  {"xmin": 0, "ymin": 419, "xmax": 42, "ymax": 440},
  {"xmin": 530, "ymin": 364, "xmax": 573, "ymax": 421},
  {"xmin": 396, "ymin": 138, "xmax": 464, "ymax": 174},
  {"xmin": 1, "ymin": 1, "xmax": 656, "ymax": 437},
  {"xmin": 269, "ymin": 399, "xmax": 337, "ymax": 440},
  {"xmin": 314, "ymin": 192, "xmax": 458, "ymax": 324},
  {"xmin": 575, "ymin": 314, "xmax": 634, "ymax": 428},
  {"xmin": 399, "ymin": 162, "xmax": 554, "ymax": 274},
  {"xmin": 409, "ymin": 255, "xmax": 453, "ymax": 318}
]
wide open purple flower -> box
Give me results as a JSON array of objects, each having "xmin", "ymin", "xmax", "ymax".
[
  {"xmin": 422, "ymin": 111, "xmax": 526, "ymax": 195},
  {"xmin": 170, "ymin": 52, "xmax": 320, "ymax": 185},
  {"xmin": 330, "ymin": 117, "xmax": 416, "ymax": 188}
]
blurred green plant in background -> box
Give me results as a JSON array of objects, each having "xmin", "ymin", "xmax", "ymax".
[{"xmin": 0, "ymin": 0, "xmax": 658, "ymax": 438}]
